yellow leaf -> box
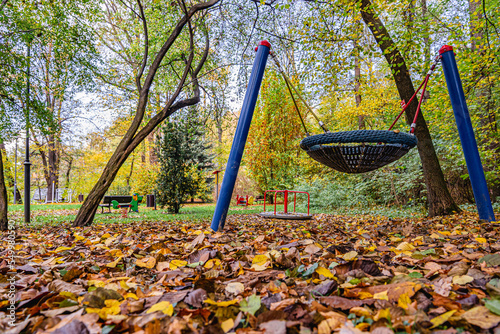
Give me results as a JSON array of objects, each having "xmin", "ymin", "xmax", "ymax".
[
  {"xmin": 124, "ymin": 293, "xmax": 138, "ymax": 300},
  {"xmin": 54, "ymin": 246, "xmax": 73, "ymax": 253},
  {"xmin": 251, "ymin": 254, "xmax": 271, "ymax": 271},
  {"xmin": 476, "ymin": 237, "xmax": 487, "ymax": 243},
  {"xmin": 74, "ymin": 234, "xmax": 85, "ymax": 241},
  {"xmin": 220, "ymin": 318, "xmax": 234, "ymax": 333},
  {"xmin": 315, "ymin": 267, "xmax": 334, "ymax": 279},
  {"xmin": 343, "ymin": 251, "xmax": 358, "ymax": 261},
  {"xmin": 146, "ymin": 301, "xmax": 174, "ymax": 315},
  {"xmin": 86, "ymin": 299, "xmax": 122, "ymax": 320},
  {"xmin": 430, "ymin": 310, "xmax": 456, "ymax": 328},
  {"xmin": 396, "ymin": 242, "xmax": 415, "ymax": 251},
  {"xmin": 373, "ymin": 290, "xmax": 389, "ymax": 301},
  {"xmin": 120, "ymin": 280, "xmax": 131, "ymax": 290},
  {"xmin": 101, "ymin": 233, "xmax": 112, "ymax": 239},
  {"xmin": 108, "ymin": 249, "xmax": 124, "ymax": 257},
  {"xmin": 357, "ymin": 291, "xmax": 373, "ymax": 299},
  {"xmin": 59, "ymin": 291, "xmax": 77, "ymax": 300},
  {"xmin": 204, "ymin": 298, "xmax": 239, "ymax": 307},
  {"xmin": 398, "ymin": 293, "xmax": 411, "ymax": 310},
  {"xmin": 252, "ymin": 254, "xmax": 270, "ymax": 266},
  {"xmin": 374, "ymin": 308, "xmax": 391, "ymax": 321},
  {"xmin": 106, "ymin": 257, "xmax": 122, "ymax": 268},
  {"xmin": 170, "ymin": 260, "xmax": 187, "ymax": 270},
  {"xmin": 159, "ymin": 248, "xmax": 172, "ymax": 255},
  {"xmin": 204, "ymin": 259, "xmax": 221, "ymax": 269},
  {"xmin": 88, "ymin": 280, "xmax": 106, "ymax": 288},
  {"xmin": 452, "ymin": 275, "xmax": 474, "ymax": 285},
  {"xmin": 136, "ymin": 257, "xmax": 156, "ymax": 269},
  {"xmin": 237, "ymin": 263, "xmax": 245, "ymax": 276}
]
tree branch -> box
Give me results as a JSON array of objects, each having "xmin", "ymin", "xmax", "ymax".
[{"xmin": 135, "ymin": 0, "xmax": 149, "ymax": 91}]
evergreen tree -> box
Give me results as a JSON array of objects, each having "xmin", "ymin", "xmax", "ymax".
[{"xmin": 155, "ymin": 110, "xmax": 213, "ymax": 213}]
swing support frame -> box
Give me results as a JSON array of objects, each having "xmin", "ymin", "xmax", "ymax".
[{"xmin": 210, "ymin": 42, "xmax": 495, "ymax": 232}]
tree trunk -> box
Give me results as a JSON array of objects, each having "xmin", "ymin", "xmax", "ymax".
[
  {"xmin": 354, "ymin": 51, "xmax": 365, "ymax": 129},
  {"xmin": 0, "ymin": 147, "xmax": 8, "ymax": 230},
  {"xmin": 0, "ymin": 144, "xmax": 22, "ymax": 204},
  {"xmin": 71, "ymin": 0, "xmax": 219, "ymax": 227},
  {"xmin": 65, "ymin": 156, "xmax": 73, "ymax": 188},
  {"xmin": 360, "ymin": 0, "xmax": 460, "ymax": 216},
  {"xmin": 148, "ymin": 130, "xmax": 158, "ymax": 164},
  {"xmin": 126, "ymin": 154, "xmax": 135, "ymax": 188}
]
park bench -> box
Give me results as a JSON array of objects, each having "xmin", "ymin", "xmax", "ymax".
[
  {"xmin": 32, "ymin": 188, "xmax": 48, "ymax": 203},
  {"xmin": 99, "ymin": 195, "xmax": 133, "ymax": 213}
]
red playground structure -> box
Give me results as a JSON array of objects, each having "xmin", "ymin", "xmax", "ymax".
[
  {"xmin": 235, "ymin": 195, "xmax": 254, "ymax": 206},
  {"xmin": 259, "ymin": 190, "xmax": 312, "ymax": 220}
]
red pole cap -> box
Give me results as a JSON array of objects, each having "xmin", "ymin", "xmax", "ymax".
[
  {"xmin": 439, "ymin": 45, "xmax": 453, "ymax": 54},
  {"xmin": 259, "ymin": 40, "xmax": 271, "ymax": 48},
  {"xmin": 255, "ymin": 40, "xmax": 271, "ymax": 51}
]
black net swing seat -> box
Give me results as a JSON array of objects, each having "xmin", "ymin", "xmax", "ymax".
[{"xmin": 300, "ymin": 130, "xmax": 418, "ymax": 174}]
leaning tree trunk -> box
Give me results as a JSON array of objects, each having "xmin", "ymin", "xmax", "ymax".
[
  {"xmin": 71, "ymin": 0, "xmax": 219, "ymax": 227},
  {"xmin": 360, "ymin": 0, "xmax": 460, "ymax": 216},
  {"xmin": 0, "ymin": 147, "xmax": 9, "ymax": 230}
]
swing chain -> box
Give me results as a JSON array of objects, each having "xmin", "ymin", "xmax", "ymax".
[
  {"xmin": 389, "ymin": 54, "xmax": 442, "ymax": 134},
  {"xmin": 270, "ymin": 51, "xmax": 329, "ymax": 134},
  {"xmin": 409, "ymin": 54, "xmax": 442, "ymax": 134}
]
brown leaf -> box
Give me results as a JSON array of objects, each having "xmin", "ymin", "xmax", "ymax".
[
  {"xmin": 185, "ymin": 289, "xmax": 207, "ymax": 308},
  {"xmin": 462, "ymin": 306, "xmax": 500, "ymax": 329},
  {"xmin": 259, "ymin": 320, "xmax": 286, "ymax": 334},
  {"xmin": 433, "ymin": 277, "xmax": 452, "ymax": 297},
  {"xmin": 344, "ymin": 281, "xmax": 421, "ymax": 302},
  {"xmin": 47, "ymin": 279, "xmax": 84, "ymax": 295},
  {"xmin": 320, "ymin": 296, "xmax": 375, "ymax": 310}
]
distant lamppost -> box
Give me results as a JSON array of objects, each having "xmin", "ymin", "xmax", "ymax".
[
  {"xmin": 13, "ymin": 138, "xmax": 18, "ymax": 204},
  {"xmin": 24, "ymin": 36, "xmax": 33, "ymax": 223}
]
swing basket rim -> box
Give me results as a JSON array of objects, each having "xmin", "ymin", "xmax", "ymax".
[{"xmin": 300, "ymin": 130, "xmax": 418, "ymax": 151}]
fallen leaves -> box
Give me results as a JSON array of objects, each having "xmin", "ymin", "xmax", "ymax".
[
  {"xmin": 146, "ymin": 301, "xmax": 174, "ymax": 315},
  {"xmin": 135, "ymin": 256, "xmax": 156, "ymax": 269},
  {"xmin": 2, "ymin": 211, "xmax": 500, "ymax": 333}
]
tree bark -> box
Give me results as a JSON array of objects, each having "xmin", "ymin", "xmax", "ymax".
[
  {"xmin": 72, "ymin": 0, "xmax": 219, "ymax": 227},
  {"xmin": 354, "ymin": 51, "xmax": 364, "ymax": 129},
  {"xmin": 0, "ymin": 147, "xmax": 8, "ymax": 230},
  {"xmin": 360, "ymin": 0, "xmax": 460, "ymax": 216},
  {"xmin": 0, "ymin": 144, "xmax": 22, "ymax": 204},
  {"xmin": 64, "ymin": 156, "xmax": 73, "ymax": 188}
]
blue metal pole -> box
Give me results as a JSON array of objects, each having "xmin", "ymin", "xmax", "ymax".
[
  {"xmin": 211, "ymin": 41, "xmax": 271, "ymax": 231},
  {"xmin": 439, "ymin": 45, "xmax": 495, "ymax": 221}
]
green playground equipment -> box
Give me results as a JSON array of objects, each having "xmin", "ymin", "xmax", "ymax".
[{"xmin": 111, "ymin": 193, "xmax": 143, "ymax": 213}]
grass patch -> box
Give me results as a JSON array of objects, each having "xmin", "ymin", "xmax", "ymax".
[
  {"xmin": 11, "ymin": 201, "xmax": 493, "ymax": 229},
  {"xmin": 8, "ymin": 203, "xmax": 314, "ymax": 228}
]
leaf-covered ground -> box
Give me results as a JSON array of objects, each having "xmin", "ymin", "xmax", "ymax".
[{"xmin": 2, "ymin": 211, "xmax": 500, "ymax": 333}]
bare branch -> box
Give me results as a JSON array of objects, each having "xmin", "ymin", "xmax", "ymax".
[
  {"xmin": 117, "ymin": 0, "xmax": 141, "ymax": 18},
  {"xmin": 141, "ymin": 0, "xmax": 219, "ymax": 94},
  {"xmin": 135, "ymin": 0, "xmax": 149, "ymax": 91}
]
